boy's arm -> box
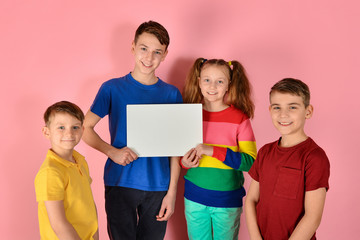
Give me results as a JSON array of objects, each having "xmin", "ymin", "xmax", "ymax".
[
  {"xmin": 245, "ymin": 180, "xmax": 263, "ymax": 240},
  {"xmin": 93, "ymin": 204, "xmax": 99, "ymax": 240},
  {"xmin": 44, "ymin": 200, "xmax": 81, "ymax": 240},
  {"xmin": 82, "ymin": 110, "xmax": 138, "ymax": 166},
  {"xmin": 289, "ymin": 188, "xmax": 327, "ymax": 240},
  {"xmin": 93, "ymin": 229, "xmax": 99, "ymax": 240},
  {"xmin": 156, "ymin": 156, "xmax": 181, "ymax": 221}
]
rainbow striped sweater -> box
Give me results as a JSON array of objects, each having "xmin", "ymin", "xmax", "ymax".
[{"xmin": 184, "ymin": 106, "xmax": 257, "ymax": 208}]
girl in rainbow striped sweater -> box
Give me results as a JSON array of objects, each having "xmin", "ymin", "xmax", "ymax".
[{"xmin": 181, "ymin": 58, "xmax": 257, "ymax": 240}]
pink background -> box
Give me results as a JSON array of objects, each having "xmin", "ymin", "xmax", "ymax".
[{"xmin": 1, "ymin": 0, "xmax": 358, "ymax": 239}]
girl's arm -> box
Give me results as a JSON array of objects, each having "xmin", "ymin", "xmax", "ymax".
[
  {"xmin": 245, "ymin": 180, "xmax": 263, "ymax": 240},
  {"xmin": 44, "ymin": 200, "xmax": 81, "ymax": 240},
  {"xmin": 195, "ymin": 117, "xmax": 256, "ymax": 171},
  {"xmin": 289, "ymin": 188, "xmax": 327, "ymax": 240},
  {"xmin": 180, "ymin": 148, "xmax": 200, "ymax": 168},
  {"xmin": 195, "ymin": 142, "xmax": 256, "ymax": 171}
]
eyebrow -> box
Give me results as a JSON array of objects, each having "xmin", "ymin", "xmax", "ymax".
[
  {"xmin": 139, "ymin": 44, "xmax": 164, "ymax": 53},
  {"xmin": 270, "ymin": 102, "xmax": 302, "ymax": 107}
]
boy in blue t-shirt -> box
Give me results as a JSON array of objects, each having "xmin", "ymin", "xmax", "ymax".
[{"xmin": 83, "ymin": 21, "xmax": 182, "ymax": 240}]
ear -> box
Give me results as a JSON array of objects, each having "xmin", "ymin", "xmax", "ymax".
[
  {"xmin": 42, "ymin": 126, "xmax": 50, "ymax": 139},
  {"xmin": 161, "ymin": 49, "xmax": 168, "ymax": 62},
  {"xmin": 305, "ymin": 104, "xmax": 314, "ymax": 119},
  {"xmin": 131, "ymin": 40, "xmax": 136, "ymax": 54}
]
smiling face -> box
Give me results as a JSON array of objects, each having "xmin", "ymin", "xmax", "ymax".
[
  {"xmin": 43, "ymin": 112, "xmax": 83, "ymax": 158},
  {"xmin": 269, "ymin": 91, "xmax": 313, "ymax": 146},
  {"xmin": 131, "ymin": 32, "xmax": 168, "ymax": 82},
  {"xmin": 198, "ymin": 64, "xmax": 230, "ymax": 111}
]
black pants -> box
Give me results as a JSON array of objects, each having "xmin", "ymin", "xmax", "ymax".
[{"xmin": 105, "ymin": 186, "xmax": 168, "ymax": 240}]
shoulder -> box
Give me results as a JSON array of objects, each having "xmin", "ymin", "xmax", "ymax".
[
  {"xmin": 100, "ymin": 75, "xmax": 127, "ymax": 88},
  {"xmin": 229, "ymin": 106, "xmax": 249, "ymax": 123},
  {"xmin": 157, "ymin": 79, "xmax": 180, "ymax": 92},
  {"xmin": 305, "ymin": 138, "xmax": 330, "ymax": 166},
  {"xmin": 35, "ymin": 161, "xmax": 65, "ymax": 188},
  {"xmin": 258, "ymin": 140, "xmax": 279, "ymax": 155}
]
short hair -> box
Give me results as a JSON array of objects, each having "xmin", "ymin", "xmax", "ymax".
[
  {"xmin": 134, "ymin": 20, "xmax": 170, "ymax": 49},
  {"xmin": 44, "ymin": 101, "xmax": 84, "ymax": 126},
  {"xmin": 270, "ymin": 78, "xmax": 310, "ymax": 107}
]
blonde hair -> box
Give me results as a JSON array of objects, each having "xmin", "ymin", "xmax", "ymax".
[{"xmin": 183, "ymin": 58, "xmax": 255, "ymax": 118}]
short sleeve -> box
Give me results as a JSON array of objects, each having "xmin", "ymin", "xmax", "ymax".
[
  {"xmin": 305, "ymin": 147, "xmax": 330, "ymax": 191},
  {"xmin": 175, "ymin": 89, "xmax": 183, "ymax": 103},
  {"xmin": 34, "ymin": 168, "xmax": 65, "ymax": 202},
  {"xmin": 90, "ymin": 82, "xmax": 111, "ymax": 118},
  {"xmin": 248, "ymin": 147, "xmax": 263, "ymax": 181},
  {"xmin": 80, "ymin": 159, "xmax": 93, "ymax": 185}
]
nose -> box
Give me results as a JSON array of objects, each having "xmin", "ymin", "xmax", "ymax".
[
  {"xmin": 280, "ymin": 109, "xmax": 289, "ymax": 117},
  {"xmin": 65, "ymin": 128, "xmax": 74, "ymax": 137},
  {"xmin": 145, "ymin": 51, "xmax": 153, "ymax": 61},
  {"xmin": 209, "ymin": 81, "xmax": 216, "ymax": 88}
]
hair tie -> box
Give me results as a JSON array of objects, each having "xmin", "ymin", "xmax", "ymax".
[
  {"xmin": 228, "ymin": 61, "xmax": 232, "ymax": 66},
  {"xmin": 200, "ymin": 58, "xmax": 207, "ymax": 67}
]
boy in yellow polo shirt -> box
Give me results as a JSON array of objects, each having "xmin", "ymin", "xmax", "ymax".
[{"xmin": 35, "ymin": 101, "xmax": 98, "ymax": 240}]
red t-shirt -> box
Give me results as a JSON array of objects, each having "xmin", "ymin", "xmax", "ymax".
[{"xmin": 248, "ymin": 137, "xmax": 330, "ymax": 240}]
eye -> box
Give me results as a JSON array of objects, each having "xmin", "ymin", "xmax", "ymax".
[
  {"xmin": 217, "ymin": 80, "xmax": 224, "ymax": 84},
  {"xmin": 290, "ymin": 106, "xmax": 298, "ymax": 110},
  {"xmin": 73, "ymin": 126, "xmax": 80, "ymax": 130},
  {"xmin": 155, "ymin": 51, "xmax": 162, "ymax": 55},
  {"xmin": 272, "ymin": 106, "xmax": 280, "ymax": 110},
  {"xmin": 141, "ymin": 47, "xmax": 147, "ymax": 51},
  {"xmin": 203, "ymin": 79, "xmax": 210, "ymax": 83},
  {"xmin": 58, "ymin": 126, "xmax": 65, "ymax": 130}
]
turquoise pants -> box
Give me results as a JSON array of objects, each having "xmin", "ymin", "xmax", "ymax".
[{"xmin": 184, "ymin": 198, "xmax": 242, "ymax": 240}]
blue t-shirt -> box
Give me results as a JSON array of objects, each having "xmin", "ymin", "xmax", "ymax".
[{"xmin": 91, "ymin": 73, "xmax": 183, "ymax": 191}]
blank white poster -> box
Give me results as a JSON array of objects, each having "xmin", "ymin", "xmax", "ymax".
[{"xmin": 127, "ymin": 104, "xmax": 203, "ymax": 157}]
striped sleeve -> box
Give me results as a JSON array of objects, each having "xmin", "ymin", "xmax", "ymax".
[{"xmin": 214, "ymin": 119, "xmax": 257, "ymax": 171}]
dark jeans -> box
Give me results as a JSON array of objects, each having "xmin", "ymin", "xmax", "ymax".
[{"xmin": 105, "ymin": 186, "xmax": 168, "ymax": 240}]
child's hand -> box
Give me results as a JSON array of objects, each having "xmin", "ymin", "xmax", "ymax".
[
  {"xmin": 108, "ymin": 147, "xmax": 138, "ymax": 166},
  {"xmin": 195, "ymin": 144, "xmax": 213, "ymax": 158},
  {"xmin": 181, "ymin": 148, "xmax": 199, "ymax": 168},
  {"xmin": 93, "ymin": 229, "xmax": 99, "ymax": 240}
]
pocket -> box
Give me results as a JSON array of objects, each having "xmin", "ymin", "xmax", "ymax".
[{"xmin": 273, "ymin": 167, "xmax": 301, "ymax": 199}]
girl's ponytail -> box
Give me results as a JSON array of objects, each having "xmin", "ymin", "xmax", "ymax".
[
  {"xmin": 183, "ymin": 58, "xmax": 205, "ymax": 103},
  {"xmin": 227, "ymin": 60, "xmax": 255, "ymax": 118}
]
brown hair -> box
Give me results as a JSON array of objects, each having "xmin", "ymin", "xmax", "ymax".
[
  {"xmin": 134, "ymin": 20, "xmax": 170, "ymax": 50},
  {"xmin": 44, "ymin": 101, "xmax": 84, "ymax": 126},
  {"xmin": 270, "ymin": 78, "xmax": 310, "ymax": 107},
  {"xmin": 183, "ymin": 58, "xmax": 255, "ymax": 118}
]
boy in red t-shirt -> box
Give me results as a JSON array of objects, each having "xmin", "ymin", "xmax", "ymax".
[{"xmin": 245, "ymin": 78, "xmax": 330, "ymax": 240}]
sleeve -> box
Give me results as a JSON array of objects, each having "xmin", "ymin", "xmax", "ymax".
[
  {"xmin": 248, "ymin": 147, "xmax": 263, "ymax": 181},
  {"xmin": 212, "ymin": 118, "xmax": 257, "ymax": 171},
  {"xmin": 173, "ymin": 87, "xmax": 183, "ymax": 103},
  {"xmin": 90, "ymin": 81, "xmax": 111, "ymax": 118},
  {"xmin": 305, "ymin": 147, "xmax": 330, "ymax": 191},
  {"xmin": 34, "ymin": 168, "xmax": 65, "ymax": 202},
  {"xmin": 81, "ymin": 159, "xmax": 93, "ymax": 185}
]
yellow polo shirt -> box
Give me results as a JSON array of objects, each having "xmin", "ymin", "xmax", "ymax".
[{"xmin": 34, "ymin": 149, "xmax": 98, "ymax": 240}]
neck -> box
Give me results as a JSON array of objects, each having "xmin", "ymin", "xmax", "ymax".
[
  {"xmin": 51, "ymin": 148, "xmax": 75, "ymax": 163},
  {"xmin": 203, "ymin": 101, "xmax": 229, "ymax": 112},
  {"xmin": 279, "ymin": 133, "xmax": 308, "ymax": 148},
  {"xmin": 131, "ymin": 71, "xmax": 158, "ymax": 85}
]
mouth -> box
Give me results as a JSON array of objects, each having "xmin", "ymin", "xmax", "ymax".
[
  {"xmin": 142, "ymin": 61, "xmax": 153, "ymax": 68},
  {"xmin": 207, "ymin": 91, "xmax": 217, "ymax": 95},
  {"xmin": 279, "ymin": 122, "xmax": 292, "ymax": 126}
]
